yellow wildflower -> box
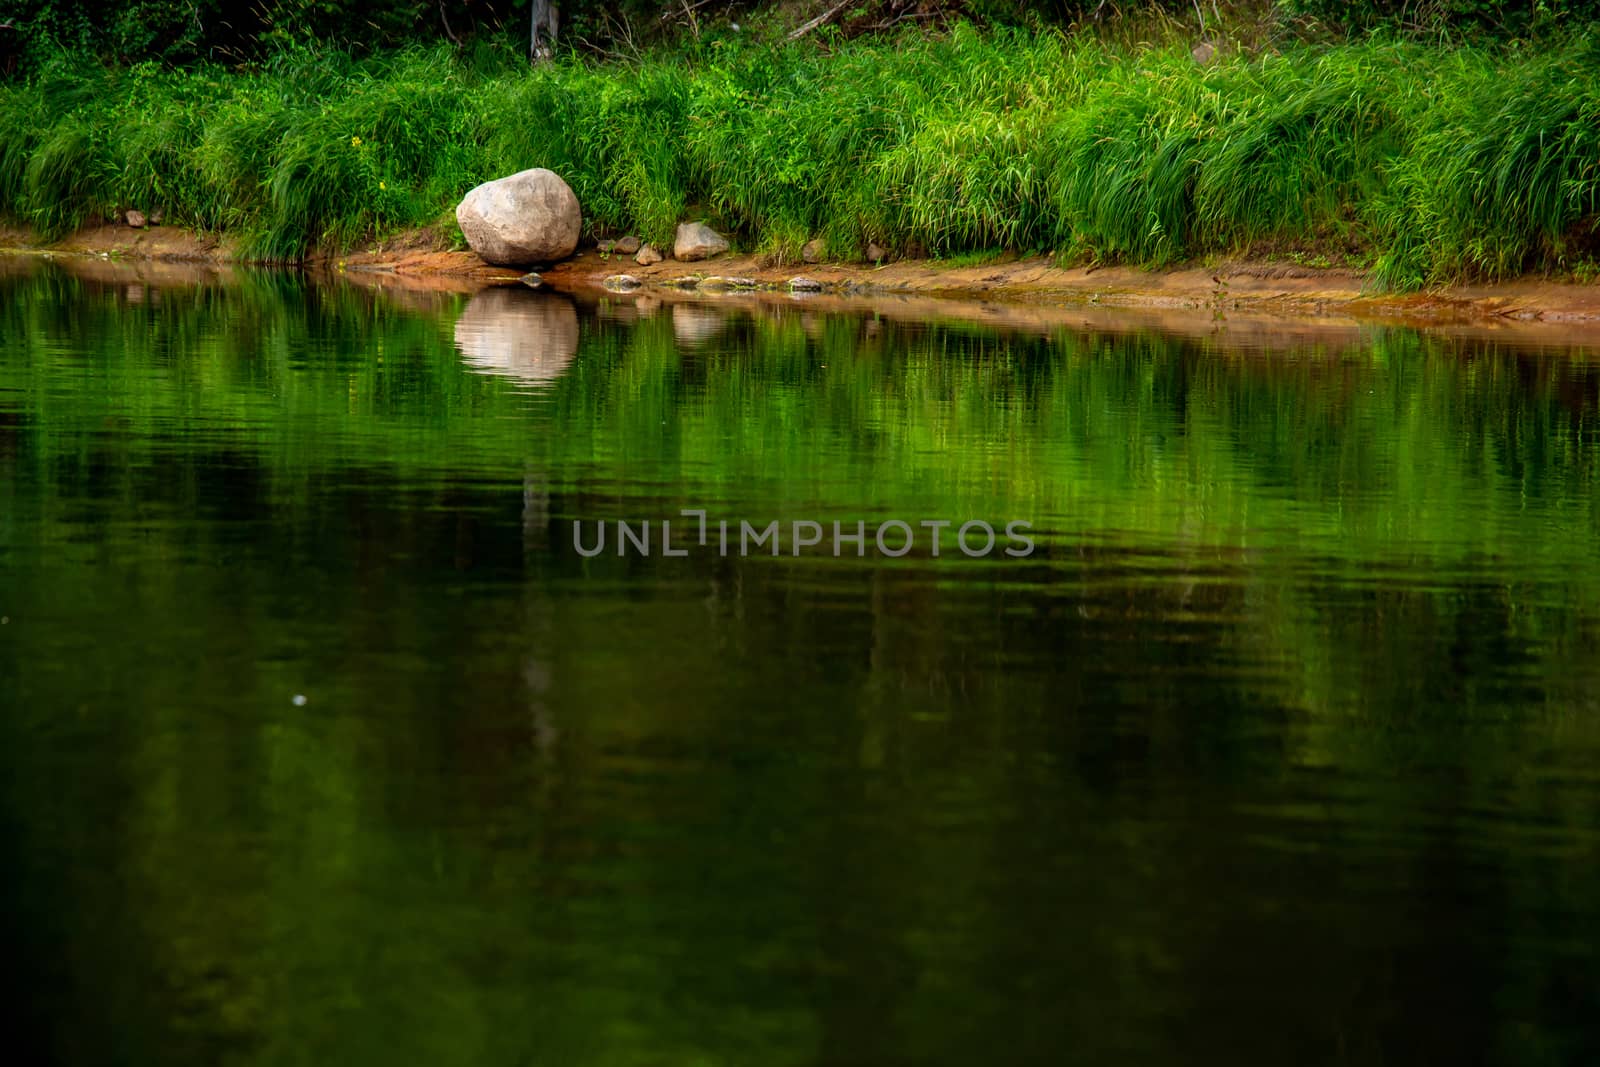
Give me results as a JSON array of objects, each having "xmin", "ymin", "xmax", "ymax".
[{"xmin": 351, "ymin": 136, "xmax": 362, "ymax": 147}]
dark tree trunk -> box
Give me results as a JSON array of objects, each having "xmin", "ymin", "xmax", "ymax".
[{"xmin": 530, "ymin": 0, "xmax": 560, "ymax": 62}]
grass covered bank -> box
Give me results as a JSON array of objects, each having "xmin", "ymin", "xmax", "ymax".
[{"xmin": 3, "ymin": 26, "xmax": 1600, "ymax": 289}]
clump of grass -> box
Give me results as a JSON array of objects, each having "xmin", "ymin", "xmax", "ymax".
[
  {"xmin": 1369, "ymin": 35, "xmax": 1600, "ymax": 287},
  {"xmin": 4, "ymin": 27, "xmax": 1600, "ymax": 287}
]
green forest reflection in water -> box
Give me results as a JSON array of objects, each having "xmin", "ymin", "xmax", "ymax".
[{"xmin": 2, "ymin": 259, "xmax": 1599, "ymax": 1066}]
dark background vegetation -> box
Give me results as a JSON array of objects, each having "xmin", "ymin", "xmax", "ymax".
[{"xmin": 3, "ymin": 1, "xmax": 1598, "ymax": 74}]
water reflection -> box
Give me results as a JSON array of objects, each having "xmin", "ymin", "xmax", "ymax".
[
  {"xmin": 671, "ymin": 302, "xmax": 729, "ymax": 347},
  {"xmin": 452, "ymin": 286, "xmax": 580, "ymax": 387},
  {"xmin": 4, "ymin": 256, "xmax": 1600, "ymax": 1067}
]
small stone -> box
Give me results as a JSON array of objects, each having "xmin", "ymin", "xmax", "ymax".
[
  {"xmin": 149, "ymin": 208, "xmax": 164, "ymax": 225},
  {"xmin": 866, "ymin": 242, "xmax": 888, "ymax": 263},
  {"xmin": 292, "ymin": 694, "xmax": 308, "ymax": 707},
  {"xmin": 519, "ymin": 272, "xmax": 544, "ymax": 289},
  {"xmin": 615, "ymin": 235, "xmax": 641, "ymax": 255},
  {"xmin": 125, "ymin": 210, "xmax": 147, "ymax": 229},
  {"xmin": 698, "ymin": 276, "xmax": 757, "ymax": 291},
  {"xmin": 801, "ymin": 239, "xmax": 825, "ymax": 264},
  {"xmin": 674, "ymin": 221, "xmax": 730, "ymax": 261},
  {"xmin": 604, "ymin": 274, "xmax": 643, "ymax": 291},
  {"xmin": 635, "ymin": 244, "xmax": 663, "ymax": 266},
  {"xmin": 665, "ymin": 275, "xmax": 703, "ymax": 290},
  {"xmin": 788, "ymin": 276, "xmax": 824, "ymax": 292},
  {"xmin": 1192, "ymin": 41, "xmax": 1216, "ymax": 65},
  {"xmin": 596, "ymin": 239, "xmax": 616, "ymax": 254}
]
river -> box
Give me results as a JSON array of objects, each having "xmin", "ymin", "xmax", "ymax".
[{"xmin": 2, "ymin": 256, "xmax": 1598, "ymax": 1064}]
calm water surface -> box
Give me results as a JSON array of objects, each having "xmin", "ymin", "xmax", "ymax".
[{"xmin": 3, "ymin": 259, "xmax": 1599, "ymax": 1065}]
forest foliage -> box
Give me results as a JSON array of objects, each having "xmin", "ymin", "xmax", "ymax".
[{"xmin": 4, "ymin": 1, "xmax": 1600, "ymax": 71}]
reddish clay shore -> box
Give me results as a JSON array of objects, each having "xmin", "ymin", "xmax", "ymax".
[{"xmin": 8, "ymin": 222, "xmax": 1600, "ymax": 331}]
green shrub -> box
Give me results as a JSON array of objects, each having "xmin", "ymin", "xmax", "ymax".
[{"xmin": 5, "ymin": 25, "xmax": 1600, "ymax": 285}]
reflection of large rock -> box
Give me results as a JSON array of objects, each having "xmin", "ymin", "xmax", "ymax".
[
  {"xmin": 454, "ymin": 288, "xmax": 580, "ymax": 386},
  {"xmin": 455, "ymin": 169, "xmax": 582, "ymax": 267},
  {"xmin": 672, "ymin": 303, "xmax": 728, "ymax": 348}
]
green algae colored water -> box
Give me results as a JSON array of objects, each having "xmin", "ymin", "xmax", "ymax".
[{"xmin": 2, "ymin": 258, "xmax": 1599, "ymax": 1065}]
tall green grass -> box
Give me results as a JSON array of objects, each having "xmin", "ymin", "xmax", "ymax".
[{"xmin": 2, "ymin": 28, "xmax": 1599, "ymax": 284}]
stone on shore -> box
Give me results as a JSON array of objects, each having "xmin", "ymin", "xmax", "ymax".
[
  {"xmin": 635, "ymin": 244, "xmax": 664, "ymax": 266},
  {"xmin": 788, "ymin": 276, "xmax": 824, "ymax": 292},
  {"xmin": 801, "ymin": 239, "xmax": 825, "ymax": 264},
  {"xmin": 455, "ymin": 168, "xmax": 582, "ymax": 267},
  {"xmin": 604, "ymin": 274, "xmax": 643, "ymax": 291},
  {"xmin": 674, "ymin": 222, "xmax": 729, "ymax": 261},
  {"xmin": 698, "ymin": 276, "xmax": 757, "ymax": 291},
  {"xmin": 615, "ymin": 235, "xmax": 642, "ymax": 255},
  {"xmin": 125, "ymin": 210, "xmax": 147, "ymax": 229},
  {"xmin": 866, "ymin": 242, "xmax": 888, "ymax": 264}
]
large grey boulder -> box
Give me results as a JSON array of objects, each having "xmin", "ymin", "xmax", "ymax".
[
  {"xmin": 674, "ymin": 221, "xmax": 729, "ymax": 261},
  {"xmin": 455, "ymin": 168, "xmax": 582, "ymax": 267}
]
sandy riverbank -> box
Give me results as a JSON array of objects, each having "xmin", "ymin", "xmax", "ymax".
[{"xmin": 7, "ymin": 222, "xmax": 1600, "ymax": 329}]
